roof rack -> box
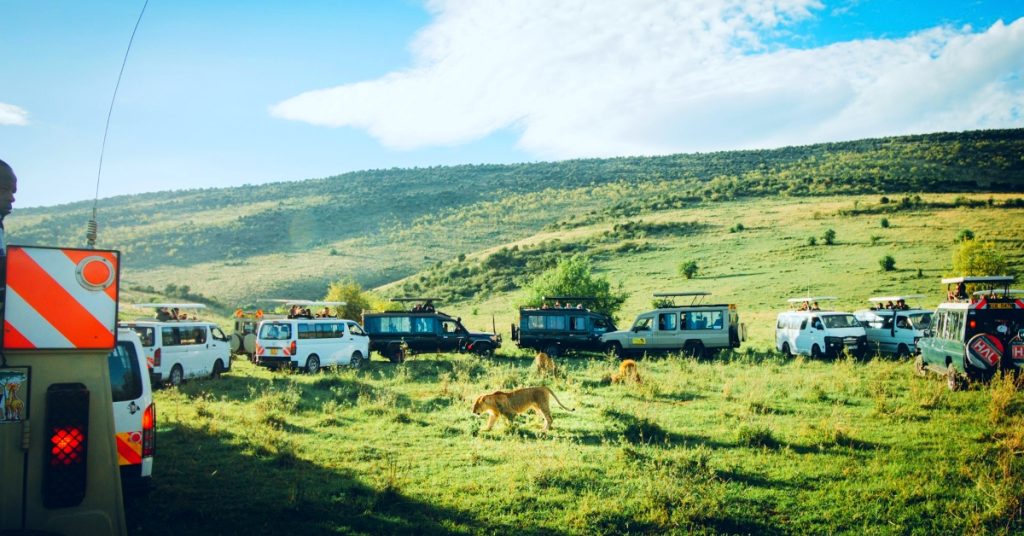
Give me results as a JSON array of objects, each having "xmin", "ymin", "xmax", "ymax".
[
  {"xmin": 941, "ymin": 276, "xmax": 1014, "ymax": 285},
  {"xmin": 542, "ymin": 296, "xmax": 598, "ymax": 301},
  {"xmin": 133, "ymin": 302, "xmax": 207, "ymax": 309},
  {"xmin": 654, "ymin": 291, "xmax": 711, "ymax": 306},
  {"xmin": 786, "ymin": 297, "xmax": 837, "ymax": 304},
  {"xmin": 390, "ymin": 297, "xmax": 441, "ymax": 303},
  {"xmin": 265, "ymin": 299, "xmax": 347, "ymax": 307},
  {"xmin": 867, "ymin": 295, "xmax": 926, "ymax": 303}
]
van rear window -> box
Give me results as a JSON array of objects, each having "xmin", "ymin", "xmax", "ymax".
[
  {"xmin": 108, "ymin": 341, "xmax": 142, "ymax": 402},
  {"xmin": 259, "ymin": 323, "xmax": 292, "ymax": 340}
]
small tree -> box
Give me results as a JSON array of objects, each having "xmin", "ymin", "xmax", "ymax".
[
  {"xmin": 956, "ymin": 229, "xmax": 975, "ymax": 242},
  {"xmin": 823, "ymin": 229, "xmax": 836, "ymax": 245},
  {"xmin": 880, "ymin": 218, "xmax": 889, "ymax": 228},
  {"xmin": 951, "ymin": 240, "xmax": 1008, "ymax": 278},
  {"xmin": 323, "ymin": 280, "xmax": 386, "ymax": 322},
  {"xmin": 679, "ymin": 261, "xmax": 699, "ymax": 279},
  {"xmin": 879, "ymin": 255, "xmax": 896, "ymax": 272},
  {"xmin": 521, "ymin": 255, "xmax": 627, "ymax": 318},
  {"xmin": 807, "ymin": 236, "xmax": 818, "ymax": 246}
]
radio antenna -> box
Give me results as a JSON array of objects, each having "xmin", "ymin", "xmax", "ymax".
[{"xmin": 87, "ymin": 0, "xmax": 150, "ymax": 248}]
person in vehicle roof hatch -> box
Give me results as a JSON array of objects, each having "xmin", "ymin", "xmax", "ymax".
[{"xmin": 0, "ymin": 159, "xmax": 17, "ymax": 352}]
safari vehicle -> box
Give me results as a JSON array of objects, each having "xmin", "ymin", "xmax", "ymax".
[
  {"xmin": 110, "ymin": 328, "xmax": 155, "ymax": 490},
  {"xmin": 775, "ymin": 297, "xmax": 867, "ymax": 358},
  {"xmin": 119, "ymin": 303, "xmax": 231, "ymax": 387},
  {"xmin": 229, "ymin": 307, "xmax": 285, "ymax": 359},
  {"xmin": 254, "ymin": 312, "xmax": 369, "ymax": 373},
  {"xmin": 600, "ymin": 292, "xmax": 745, "ymax": 358},
  {"xmin": 511, "ymin": 297, "xmax": 617, "ymax": 357},
  {"xmin": 916, "ymin": 276, "xmax": 1024, "ymax": 391},
  {"xmin": 854, "ymin": 295, "xmax": 932, "ymax": 357},
  {"xmin": 362, "ymin": 298, "xmax": 502, "ymax": 362},
  {"xmin": 1, "ymin": 245, "xmax": 128, "ymax": 535}
]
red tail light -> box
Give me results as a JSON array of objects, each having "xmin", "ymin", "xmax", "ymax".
[
  {"xmin": 142, "ymin": 403, "xmax": 156, "ymax": 457},
  {"xmin": 153, "ymin": 347, "xmax": 162, "ymax": 366},
  {"xmin": 290, "ymin": 340, "xmax": 297, "ymax": 355},
  {"xmin": 255, "ymin": 343, "xmax": 263, "ymax": 356},
  {"xmin": 45, "ymin": 383, "xmax": 90, "ymax": 508}
]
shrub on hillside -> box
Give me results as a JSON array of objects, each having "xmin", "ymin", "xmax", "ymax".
[
  {"xmin": 880, "ymin": 255, "xmax": 896, "ymax": 272},
  {"xmin": 880, "ymin": 218, "xmax": 889, "ymax": 228},
  {"xmin": 956, "ymin": 229, "xmax": 975, "ymax": 242},
  {"xmin": 823, "ymin": 228, "xmax": 836, "ymax": 245},
  {"xmin": 679, "ymin": 261, "xmax": 699, "ymax": 279},
  {"xmin": 807, "ymin": 236, "xmax": 818, "ymax": 246}
]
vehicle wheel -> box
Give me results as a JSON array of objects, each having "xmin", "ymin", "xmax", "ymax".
[
  {"xmin": 543, "ymin": 344, "xmax": 560, "ymax": 359},
  {"xmin": 683, "ymin": 341, "xmax": 705, "ymax": 359},
  {"xmin": 895, "ymin": 344, "xmax": 910, "ymax": 359},
  {"xmin": 387, "ymin": 345, "xmax": 405, "ymax": 364},
  {"xmin": 474, "ymin": 344, "xmax": 495, "ymax": 357},
  {"xmin": 169, "ymin": 365, "xmax": 184, "ymax": 387},
  {"xmin": 211, "ymin": 359, "xmax": 225, "ymax": 379},
  {"xmin": 305, "ymin": 355, "xmax": 321, "ymax": 374},
  {"xmin": 604, "ymin": 342, "xmax": 623, "ymax": 359},
  {"xmin": 946, "ymin": 364, "xmax": 962, "ymax": 391},
  {"xmin": 914, "ymin": 355, "xmax": 927, "ymax": 377},
  {"xmin": 781, "ymin": 342, "xmax": 792, "ymax": 358},
  {"xmin": 349, "ymin": 351, "xmax": 364, "ymax": 370},
  {"xmin": 811, "ymin": 345, "xmax": 823, "ymax": 359}
]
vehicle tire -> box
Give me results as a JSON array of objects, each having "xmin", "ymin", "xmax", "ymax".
[
  {"xmin": 914, "ymin": 355, "xmax": 927, "ymax": 377},
  {"xmin": 946, "ymin": 364, "xmax": 962, "ymax": 392},
  {"xmin": 305, "ymin": 355, "xmax": 321, "ymax": 374},
  {"xmin": 683, "ymin": 341, "xmax": 705, "ymax": 359},
  {"xmin": 473, "ymin": 343, "xmax": 495, "ymax": 357},
  {"xmin": 349, "ymin": 351, "xmax": 364, "ymax": 370},
  {"xmin": 543, "ymin": 344, "xmax": 560, "ymax": 359},
  {"xmin": 169, "ymin": 365, "xmax": 184, "ymax": 387},
  {"xmin": 386, "ymin": 344, "xmax": 405, "ymax": 364},
  {"xmin": 781, "ymin": 342, "xmax": 792, "ymax": 358},
  {"xmin": 211, "ymin": 359, "xmax": 225, "ymax": 379},
  {"xmin": 605, "ymin": 342, "xmax": 623, "ymax": 359},
  {"xmin": 811, "ymin": 345, "xmax": 823, "ymax": 359},
  {"xmin": 895, "ymin": 344, "xmax": 910, "ymax": 359}
]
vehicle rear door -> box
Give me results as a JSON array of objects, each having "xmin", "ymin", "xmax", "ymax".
[{"xmin": 438, "ymin": 319, "xmax": 463, "ymax": 352}]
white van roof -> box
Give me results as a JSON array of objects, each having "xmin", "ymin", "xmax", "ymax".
[
  {"xmin": 653, "ymin": 291, "xmax": 711, "ymax": 297},
  {"xmin": 786, "ymin": 297, "xmax": 837, "ymax": 303},
  {"xmin": 133, "ymin": 302, "xmax": 207, "ymax": 309},
  {"xmin": 266, "ymin": 299, "xmax": 347, "ymax": 306}
]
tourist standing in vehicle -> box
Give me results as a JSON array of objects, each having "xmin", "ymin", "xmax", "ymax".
[{"xmin": 0, "ymin": 159, "xmax": 18, "ymax": 349}]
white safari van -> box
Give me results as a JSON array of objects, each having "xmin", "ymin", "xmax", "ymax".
[
  {"xmin": 776, "ymin": 297, "xmax": 867, "ymax": 358},
  {"xmin": 255, "ymin": 317, "xmax": 370, "ymax": 373},
  {"xmin": 109, "ymin": 328, "xmax": 155, "ymax": 489},
  {"xmin": 854, "ymin": 295, "xmax": 933, "ymax": 357},
  {"xmin": 120, "ymin": 303, "xmax": 231, "ymax": 387}
]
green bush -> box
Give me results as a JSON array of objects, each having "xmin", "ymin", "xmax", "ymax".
[
  {"xmin": 679, "ymin": 261, "xmax": 699, "ymax": 279},
  {"xmin": 807, "ymin": 236, "xmax": 818, "ymax": 246},
  {"xmin": 879, "ymin": 255, "xmax": 896, "ymax": 272},
  {"xmin": 880, "ymin": 218, "xmax": 889, "ymax": 228},
  {"xmin": 823, "ymin": 228, "xmax": 836, "ymax": 245}
]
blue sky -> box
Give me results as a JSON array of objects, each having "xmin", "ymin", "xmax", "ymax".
[{"xmin": 1, "ymin": 0, "xmax": 1022, "ymax": 208}]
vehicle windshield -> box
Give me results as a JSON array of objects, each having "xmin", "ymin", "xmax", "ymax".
[
  {"xmin": 822, "ymin": 314, "xmax": 861, "ymax": 329},
  {"xmin": 907, "ymin": 312, "xmax": 932, "ymax": 330},
  {"xmin": 259, "ymin": 323, "xmax": 292, "ymax": 340}
]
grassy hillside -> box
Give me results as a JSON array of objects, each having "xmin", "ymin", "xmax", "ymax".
[
  {"xmin": 8, "ymin": 129, "xmax": 1024, "ymax": 308},
  {"xmin": 128, "ymin": 353, "xmax": 1024, "ymax": 535}
]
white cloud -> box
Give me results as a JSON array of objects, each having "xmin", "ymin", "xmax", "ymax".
[
  {"xmin": 0, "ymin": 103, "xmax": 29, "ymax": 126},
  {"xmin": 270, "ymin": 0, "xmax": 1024, "ymax": 158}
]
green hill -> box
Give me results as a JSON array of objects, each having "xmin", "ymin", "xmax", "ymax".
[{"xmin": 8, "ymin": 128, "xmax": 1024, "ymax": 314}]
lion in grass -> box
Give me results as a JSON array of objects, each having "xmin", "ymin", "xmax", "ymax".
[
  {"xmin": 533, "ymin": 352, "xmax": 557, "ymax": 375},
  {"xmin": 472, "ymin": 386, "xmax": 575, "ymax": 431},
  {"xmin": 611, "ymin": 359, "xmax": 642, "ymax": 384}
]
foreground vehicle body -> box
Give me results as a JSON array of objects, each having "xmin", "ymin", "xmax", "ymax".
[
  {"xmin": 917, "ymin": 276, "xmax": 1024, "ymax": 390},
  {"xmin": 109, "ymin": 329, "xmax": 155, "ymax": 489},
  {"xmin": 601, "ymin": 292, "xmax": 744, "ymax": 358}
]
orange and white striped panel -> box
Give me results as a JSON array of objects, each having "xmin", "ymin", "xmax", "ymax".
[
  {"xmin": 4, "ymin": 245, "xmax": 119, "ymax": 350},
  {"xmin": 115, "ymin": 431, "xmax": 143, "ymax": 466}
]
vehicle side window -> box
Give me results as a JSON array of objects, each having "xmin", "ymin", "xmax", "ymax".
[
  {"xmin": 933, "ymin": 312, "xmax": 947, "ymax": 338},
  {"xmin": 298, "ymin": 323, "xmax": 315, "ymax": 340},
  {"xmin": 593, "ymin": 318, "xmax": 609, "ymax": 332},
  {"xmin": 162, "ymin": 327, "xmax": 178, "ymax": 346},
  {"xmin": 570, "ymin": 316, "xmax": 586, "ymax": 331},
  {"xmin": 811, "ymin": 318, "xmax": 823, "ymax": 330},
  {"xmin": 895, "ymin": 316, "xmax": 910, "ymax": 329},
  {"xmin": 799, "ymin": 318, "xmax": 807, "ymax": 330},
  {"xmin": 349, "ymin": 323, "xmax": 366, "ymax": 336},
  {"xmin": 527, "ymin": 315, "xmax": 545, "ymax": 330},
  {"xmin": 633, "ymin": 317, "xmax": 652, "ymax": 331},
  {"xmin": 658, "ymin": 313, "xmax": 677, "ymax": 331},
  {"xmin": 134, "ymin": 327, "xmax": 155, "ymax": 346},
  {"xmin": 777, "ymin": 318, "xmax": 785, "ymax": 329},
  {"xmin": 412, "ymin": 317, "xmax": 434, "ymax": 333},
  {"xmin": 545, "ymin": 316, "xmax": 566, "ymax": 330},
  {"xmin": 881, "ymin": 316, "xmax": 894, "ymax": 329},
  {"xmin": 685, "ymin": 311, "xmax": 722, "ymax": 330},
  {"xmin": 211, "ymin": 327, "xmax": 228, "ymax": 341}
]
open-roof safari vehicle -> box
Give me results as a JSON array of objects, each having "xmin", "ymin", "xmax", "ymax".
[
  {"xmin": 600, "ymin": 292, "xmax": 744, "ymax": 359},
  {"xmin": 916, "ymin": 276, "xmax": 1024, "ymax": 390},
  {"xmin": 854, "ymin": 295, "xmax": 932, "ymax": 358},
  {"xmin": 119, "ymin": 303, "xmax": 231, "ymax": 387},
  {"xmin": 511, "ymin": 296, "xmax": 617, "ymax": 357},
  {"xmin": 252, "ymin": 300, "xmax": 368, "ymax": 373},
  {"xmin": 362, "ymin": 298, "xmax": 501, "ymax": 362},
  {"xmin": 776, "ymin": 297, "xmax": 868, "ymax": 359},
  {"xmin": 229, "ymin": 305, "xmax": 285, "ymax": 359}
]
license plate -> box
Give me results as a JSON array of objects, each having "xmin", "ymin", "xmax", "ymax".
[
  {"xmin": 270, "ymin": 348, "xmax": 278, "ymax": 355},
  {"xmin": 988, "ymin": 303, "xmax": 1012, "ymax": 309}
]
